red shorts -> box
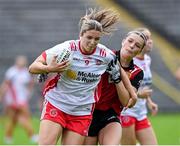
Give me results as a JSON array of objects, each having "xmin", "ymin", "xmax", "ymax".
[
  {"xmin": 120, "ymin": 116, "xmax": 151, "ymax": 131},
  {"xmin": 41, "ymin": 100, "xmax": 92, "ymax": 136}
]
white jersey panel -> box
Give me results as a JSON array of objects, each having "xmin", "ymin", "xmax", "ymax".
[
  {"xmin": 4, "ymin": 66, "xmax": 32, "ymax": 106},
  {"xmin": 44, "ymin": 40, "xmax": 115, "ymax": 115},
  {"xmin": 121, "ymin": 55, "xmax": 152, "ymax": 120}
]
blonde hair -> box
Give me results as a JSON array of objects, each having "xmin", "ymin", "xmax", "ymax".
[
  {"xmin": 126, "ymin": 29, "xmax": 148, "ymax": 49},
  {"xmin": 79, "ymin": 8, "xmax": 120, "ymax": 36},
  {"xmin": 134, "ymin": 27, "xmax": 151, "ymax": 38}
]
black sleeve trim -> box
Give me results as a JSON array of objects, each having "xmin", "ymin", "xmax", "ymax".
[{"xmin": 130, "ymin": 70, "xmax": 144, "ymax": 90}]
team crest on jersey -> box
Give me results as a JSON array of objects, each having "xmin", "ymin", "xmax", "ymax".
[
  {"xmin": 122, "ymin": 116, "xmax": 130, "ymax": 123},
  {"xmin": 85, "ymin": 60, "xmax": 90, "ymax": 65},
  {"xmin": 49, "ymin": 109, "xmax": 58, "ymax": 117},
  {"xmin": 65, "ymin": 69, "xmax": 77, "ymax": 80}
]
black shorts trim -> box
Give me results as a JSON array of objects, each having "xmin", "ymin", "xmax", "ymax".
[{"xmin": 88, "ymin": 108, "xmax": 120, "ymax": 136}]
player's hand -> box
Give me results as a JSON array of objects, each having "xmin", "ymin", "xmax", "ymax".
[
  {"xmin": 47, "ymin": 56, "xmax": 70, "ymax": 73},
  {"xmin": 148, "ymin": 101, "xmax": 158, "ymax": 116},
  {"xmin": 124, "ymin": 96, "xmax": 137, "ymax": 109},
  {"xmin": 106, "ymin": 59, "xmax": 121, "ymax": 84}
]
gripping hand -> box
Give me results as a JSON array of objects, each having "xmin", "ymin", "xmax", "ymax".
[{"xmin": 107, "ymin": 59, "xmax": 121, "ymax": 84}]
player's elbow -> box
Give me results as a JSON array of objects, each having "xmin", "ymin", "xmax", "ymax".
[{"xmin": 28, "ymin": 64, "xmax": 35, "ymax": 74}]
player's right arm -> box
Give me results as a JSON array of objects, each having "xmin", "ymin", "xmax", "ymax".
[
  {"xmin": 137, "ymin": 86, "xmax": 153, "ymax": 99},
  {"xmin": 106, "ymin": 59, "xmax": 137, "ymax": 107},
  {"xmin": 29, "ymin": 53, "xmax": 69, "ymax": 74},
  {"xmin": 120, "ymin": 68, "xmax": 137, "ymax": 108}
]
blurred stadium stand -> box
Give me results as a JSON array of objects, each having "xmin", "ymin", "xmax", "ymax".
[
  {"xmin": 114, "ymin": 0, "xmax": 180, "ymax": 49},
  {"xmin": 0, "ymin": 0, "xmax": 179, "ymax": 114}
]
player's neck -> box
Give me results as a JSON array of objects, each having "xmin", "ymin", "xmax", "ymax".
[
  {"xmin": 120, "ymin": 57, "xmax": 132, "ymax": 68},
  {"xmin": 136, "ymin": 53, "xmax": 145, "ymax": 60}
]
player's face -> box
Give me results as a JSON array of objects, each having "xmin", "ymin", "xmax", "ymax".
[
  {"xmin": 143, "ymin": 30, "xmax": 153, "ymax": 53},
  {"xmin": 16, "ymin": 56, "xmax": 27, "ymax": 68},
  {"xmin": 80, "ymin": 30, "xmax": 101, "ymax": 53},
  {"xmin": 121, "ymin": 33, "xmax": 145, "ymax": 58}
]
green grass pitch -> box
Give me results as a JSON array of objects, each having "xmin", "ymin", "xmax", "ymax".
[{"xmin": 0, "ymin": 113, "xmax": 179, "ymax": 145}]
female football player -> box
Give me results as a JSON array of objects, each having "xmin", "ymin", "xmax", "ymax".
[
  {"xmin": 121, "ymin": 28, "xmax": 158, "ymax": 145},
  {"xmin": 0, "ymin": 56, "xmax": 38, "ymax": 144},
  {"xmin": 29, "ymin": 8, "xmax": 135, "ymax": 145},
  {"xmin": 84, "ymin": 29, "xmax": 146, "ymax": 145}
]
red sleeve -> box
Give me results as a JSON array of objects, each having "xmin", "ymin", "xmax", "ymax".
[{"xmin": 41, "ymin": 51, "xmax": 47, "ymax": 61}]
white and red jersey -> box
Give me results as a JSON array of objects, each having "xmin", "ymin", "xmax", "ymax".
[
  {"xmin": 121, "ymin": 54, "xmax": 152, "ymax": 120},
  {"xmin": 42, "ymin": 40, "xmax": 115, "ymax": 116},
  {"xmin": 4, "ymin": 66, "xmax": 32, "ymax": 107}
]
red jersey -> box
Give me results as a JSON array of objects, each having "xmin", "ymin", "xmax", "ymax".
[
  {"xmin": 95, "ymin": 72, "xmax": 122, "ymax": 114},
  {"xmin": 95, "ymin": 50, "xmax": 143, "ymax": 114}
]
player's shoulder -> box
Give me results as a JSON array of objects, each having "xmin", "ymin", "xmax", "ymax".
[
  {"xmin": 130, "ymin": 64, "xmax": 144, "ymax": 83},
  {"xmin": 97, "ymin": 43, "xmax": 112, "ymax": 51},
  {"xmin": 97, "ymin": 43, "xmax": 115, "ymax": 57},
  {"xmin": 6, "ymin": 66, "xmax": 16, "ymax": 73},
  {"xmin": 52, "ymin": 40, "xmax": 76, "ymax": 48},
  {"xmin": 133, "ymin": 64, "xmax": 144, "ymax": 77},
  {"xmin": 97, "ymin": 43, "xmax": 108, "ymax": 49},
  {"xmin": 144, "ymin": 54, "xmax": 150, "ymax": 59},
  {"xmin": 134, "ymin": 64, "xmax": 143, "ymax": 72},
  {"xmin": 46, "ymin": 40, "xmax": 77, "ymax": 53},
  {"xmin": 144, "ymin": 54, "xmax": 151, "ymax": 61},
  {"xmin": 5, "ymin": 66, "xmax": 17, "ymax": 78}
]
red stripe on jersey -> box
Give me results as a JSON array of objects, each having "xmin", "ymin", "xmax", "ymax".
[
  {"xmin": 69, "ymin": 41, "xmax": 77, "ymax": 51},
  {"xmin": 129, "ymin": 65, "xmax": 142, "ymax": 80},
  {"xmin": 42, "ymin": 51, "xmax": 47, "ymax": 61},
  {"xmin": 43, "ymin": 74, "xmax": 60, "ymax": 96},
  {"xmin": 100, "ymin": 49, "xmax": 106, "ymax": 57}
]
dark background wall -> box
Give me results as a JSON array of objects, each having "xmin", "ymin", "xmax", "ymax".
[{"xmin": 114, "ymin": 0, "xmax": 180, "ymax": 49}]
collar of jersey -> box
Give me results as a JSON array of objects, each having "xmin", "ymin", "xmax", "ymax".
[{"xmin": 78, "ymin": 40, "xmax": 97, "ymax": 55}]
